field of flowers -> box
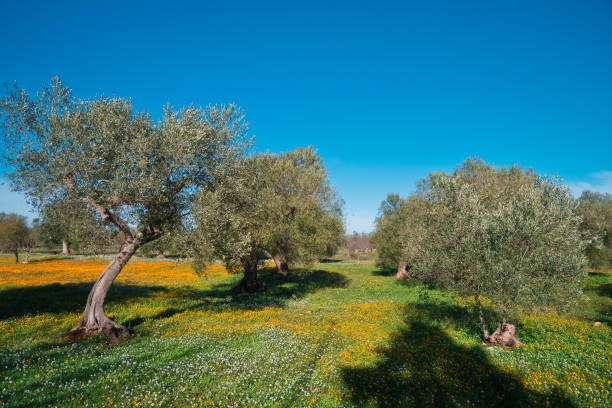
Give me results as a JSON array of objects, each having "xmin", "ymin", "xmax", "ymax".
[{"xmin": 0, "ymin": 255, "xmax": 610, "ymax": 407}]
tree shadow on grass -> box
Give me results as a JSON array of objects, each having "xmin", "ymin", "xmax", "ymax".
[
  {"xmin": 595, "ymin": 283, "xmax": 612, "ymax": 298},
  {"xmin": 0, "ymin": 283, "xmax": 169, "ymax": 320},
  {"xmin": 587, "ymin": 270, "xmax": 609, "ymax": 277},
  {"xmin": 402, "ymin": 301, "xmax": 498, "ymax": 339},
  {"xmin": 372, "ymin": 266, "xmax": 396, "ymax": 277},
  {"xmin": 179, "ymin": 266, "xmax": 350, "ymax": 311},
  {"xmin": 115, "ymin": 267, "xmax": 349, "ymax": 335},
  {"xmin": 319, "ymin": 258, "xmax": 343, "ymax": 263},
  {"xmin": 97, "ymin": 267, "xmax": 349, "ymax": 331},
  {"xmin": 0, "ymin": 266, "xmax": 349, "ymax": 340},
  {"xmin": 342, "ymin": 303, "xmax": 575, "ymax": 407}
]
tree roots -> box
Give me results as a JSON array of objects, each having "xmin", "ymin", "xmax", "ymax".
[
  {"xmin": 63, "ymin": 317, "xmax": 133, "ymax": 345},
  {"xmin": 484, "ymin": 323, "xmax": 522, "ymax": 348}
]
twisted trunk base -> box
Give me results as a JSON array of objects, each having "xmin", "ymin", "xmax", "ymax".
[
  {"xmin": 64, "ymin": 314, "xmax": 133, "ymax": 345},
  {"xmin": 486, "ymin": 323, "xmax": 522, "ymax": 348},
  {"xmin": 273, "ymin": 254, "xmax": 289, "ymax": 276},
  {"xmin": 474, "ymin": 294, "xmax": 521, "ymax": 347},
  {"xmin": 63, "ymin": 240, "xmax": 138, "ymax": 344},
  {"xmin": 235, "ymin": 258, "xmax": 265, "ymax": 293},
  {"xmin": 395, "ymin": 262, "xmax": 410, "ymax": 280}
]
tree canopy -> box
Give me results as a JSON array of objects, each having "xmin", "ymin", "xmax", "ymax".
[
  {"xmin": 372, "ymin": 194, "xmax": 405, "ymax": 268},
  {"xmin": 575, "ymin": 191, "xmax": 612, "ymax": 269}
]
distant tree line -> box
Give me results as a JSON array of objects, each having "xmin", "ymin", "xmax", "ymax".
[{"xmin": 0, "ymin": 212, "xmax": 33, "ymax": 263}]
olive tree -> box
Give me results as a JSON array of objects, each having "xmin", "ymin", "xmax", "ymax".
[
  {"xmin": 575, "ymin": 191, "xmax": 612, "ymax": 269},
  {"xmin": 372, "ymin": 194, "xmax": 407, "ymax": 277},
  {"xmin": 372, "ymin": 194, "xmax": 428, "ymax": 279},
  {"xmin": 0, "ymin": 213, "xmax": 30, "ymax": 263},
  {"xmin": 191, "ymin": 147, "xmax": 344, "ymax": 292},
  {"xmin": 416, "ymin": 159, "xmax": 586, "ymax": 346},
  {"xmin": 0, "ymin": 78, "xmax": 251, "ymax": 343}
]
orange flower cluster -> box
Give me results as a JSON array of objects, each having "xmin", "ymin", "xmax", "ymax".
[{"xmin": 0, "ymin": 256, "xmax": 232, "ymax": 287}]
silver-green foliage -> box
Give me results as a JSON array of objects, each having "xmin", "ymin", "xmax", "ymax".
[
  {"xmin": 371, "ymin": 194, "xmax": 430, "ymax": 274},
  {"xmin": 371, "ymin": 194, "xmax": 406, "ymax": 269},
  {"xmin": 575, "ymin": 191, "xmax": 612, "ymax": 269},
  {"xmin": 191, "ymin": 147, "xmax": 344, "ymax": 272},
  {"xmin": 416, "ymin": 159, "xmax": 587, "ymax": 312}
]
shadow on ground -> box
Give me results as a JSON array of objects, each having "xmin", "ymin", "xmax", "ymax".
[
  {"xmin": 342, "ymin": 302, "xmax": 575, "ymax": 407},
  {"xmin": 595, "ymin": 283, "xmax": 612, "ymax": 298},
  {"xmin": 0, "ymin": 266, "xmax": 349, "ymax": 332},
  {"xmin": 371, "ymin": 266, "xmax": 396, "ymax": 277},
  {"xmin": 122, "ymin": 266, "xmax": 349, "ymax": 331},
  {"xmin": 0, "ymin": 283, "xmax": 169, "ymax": 320},
  {"xmin": 318, "ymin": 258, "xmax": 343, "ymax": 263},
  {"xmin": 195, "ymin": 266, "xmax": 350, "ymax": 308}
]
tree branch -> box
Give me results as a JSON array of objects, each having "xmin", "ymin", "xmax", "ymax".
[{"xmin": 84, "ymin": 199, "xmax": 133, "ymax": 239}]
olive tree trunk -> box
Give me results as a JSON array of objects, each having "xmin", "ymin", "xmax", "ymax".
[
  {"xmin": 488, "ymin": 322, "xmax": 522, "ymax": 347},
  {"xmin": 395, "ymin": 262, "xmax": 410, "ymax": 280},
  {"xmin": 62, "ymin": 240, "xmax": 71, "ymax": 255},
  {"xmin": 474, "ymin": 293, "xmax": 489, "ymax": 339},
  {"xmin": 474, "ymin": 294, "xmax": 522, "ymax": 347},
  {"xmin": 272, "ymin": 254, "xmax": 289, "ymax": 276},
  {"xmin": 235, "ymin": 257, "xmax": 264, "ymax": 293},
  {"xmin": 64, "ymin": 239, "xmax": 140, "ymax": 344}
]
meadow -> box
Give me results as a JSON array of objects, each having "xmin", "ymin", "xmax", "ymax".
[{"xmin": 0, "ymin": 255, "xmax": 610, "ymax": 408}]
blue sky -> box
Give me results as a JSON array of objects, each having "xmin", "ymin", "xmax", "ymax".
[{"xmin": 1, "ymin": 0, "xmax": 611, "ymax": 232}]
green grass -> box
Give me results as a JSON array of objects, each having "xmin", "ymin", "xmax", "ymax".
[{"xmin": 0, "ymin": 258, "xmax": 610, "ymax": 407}]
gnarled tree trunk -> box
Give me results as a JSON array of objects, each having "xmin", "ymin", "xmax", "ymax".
[
  {"xmin": 235, "ymin": 257, "xmax": 265, "ymax": 293},
  {"xmin": 474, "ymin": 295, "xmax": 522, "ymax": 347},
  {"xmin": 64, "ymin": 238, "xmax": 140, "ymax": 344},
  {"xmin": 395, "ymin": 262, "xmax": 410, "ymax": 280},
  {"xmin": 488, "ymin": 323, "xmax": 522, "ymax": 347},
  {"xmin": 14, "ymin": 250, "xmax": 18, "ymax": 264},
  {"xmin": 62, "ymin": 240, "xmax": 71, "ymax": 255},
  {"xmin": 273, "ymin": 254, "xmax": 289, "ymax": 276}
]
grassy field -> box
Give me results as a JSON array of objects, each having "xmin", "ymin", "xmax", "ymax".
[{"xmin": 0, "ymin": 255, "xmax": 610, "ymax": 407}]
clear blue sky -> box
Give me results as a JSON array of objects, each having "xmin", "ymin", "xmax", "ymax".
[{"xmin": 1, "ymin": 0, "xmax": 611, "ymax": 232}]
